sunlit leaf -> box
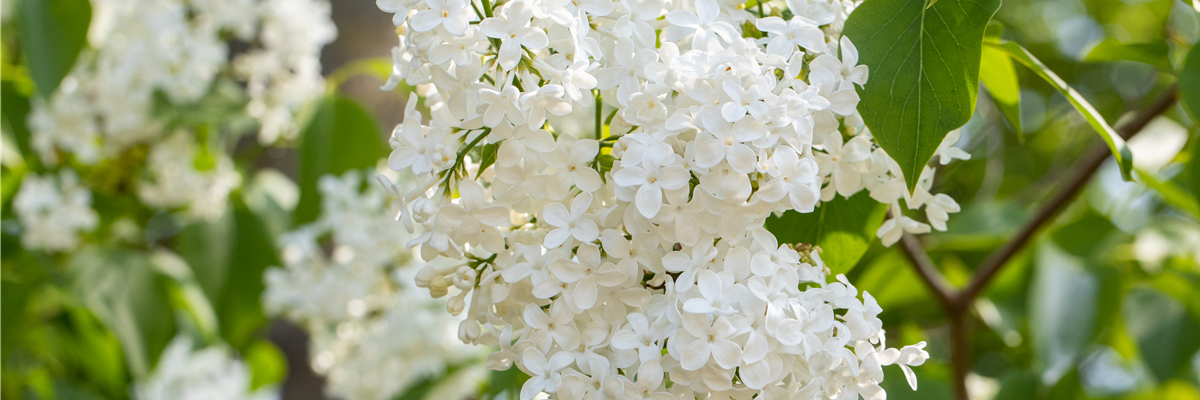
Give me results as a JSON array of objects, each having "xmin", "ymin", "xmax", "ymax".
[
  {"xmin": 245, "ymin": 340, "xmax": 288, "ymax": 390},
  {"xmin": 980, "ymin": 45, "xmax": 1022, "ymax": 137},
  {"xmin": 765, "ymin": 191, "xmax": 887, "ymax": 274},
  {"xmin": 295, "ymin": 96, "xmax": 386, "ymax": 225},
  {"xmin": 989, "ymin": 41, "xmax": 1135, "ymax": 181},
  {"xmin": 842, "ymin": 0, "xmax": 1001, "ymax": 193},
  {"xmin": 17, "ymin": 0, "xmax": 91, "ymax": 98}
]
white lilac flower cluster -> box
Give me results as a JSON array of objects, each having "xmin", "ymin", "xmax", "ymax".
[
  {"xmin": 15, "ymin": 0, "xmax": 336, "ymax": 250},
  {"xmin": 29, "ymin": 0, "xmax": 336, "ymax": 161},
  {"xmin": 134, "ymin": 335, "xmax": 275, "ymax": 400},
  {"xmin": 374, "ymin": 0, "xmax": 968, "ymax": 397},
  {"xmin": 263, "ymin": 169, "xmax": 480, "ymax": 400},
  {"xmin": 137, "ymin": 132, "xmax": 243, "ymax": 220},
  {"xmin": 11, "ymin": 169, "xmax": 98, "ymax": 251}
]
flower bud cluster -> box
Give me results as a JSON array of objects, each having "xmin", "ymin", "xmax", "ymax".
[
  {"xmin": 263, "ymin": 169, "xmax": 480, "ymax": 400},
  {"xmin": 374, "ymin": 0, "xmax": 967, "ymax": 397}
]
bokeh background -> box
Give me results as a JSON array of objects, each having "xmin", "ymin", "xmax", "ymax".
[{"xmin": 2, "ymin": 0, "xmax": 1200, "ymax": 399}]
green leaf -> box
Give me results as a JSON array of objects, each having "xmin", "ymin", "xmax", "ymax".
[
  {"xmin": 1191, "ymin": 135, "xmax": 1200, "ymax": 214},
  {"xmin": 394, "ymin": 363, "xmax": 468, "ymax": 400},
  {"xmin": 244, "ymin": 340, "xmax": 288, "ymax": 390},
  {"xmin": 483, "ymin": 366, "xmax": 529, "ymax": 400},
  {"xmin": 175, "ymin": 210, "xmax": 234, "ymax": 303},
  {"xmin": 765, "ymin": 191, "xmax": 887, "ymax": 274},
  {"xmin": 17, "ymin": 0, "xmax": 92, "ymax": 98},
  {"xmin": 1028, "ymin": 241, "xmax": 1099, "ymax": 386},
  {"xmin": 988, "ymin": 41, "xmax": 1135, "ymax": 181},
  {"xmin": 842, "ymin": 0, "xmax": 1000, "ymax": 193},
  {"xmin": 295, "ymin": 96, "xmax": 386, "ymax": 225},
  {"xmin": 1122, "ymin": 287, "xmax": 1200, "ymax": 383},
  {"xmin": 69, "ymin": 247, "xmax": 176, "ymax": 377},
  {"xmin": 1081, "ymin": 39, "xmax": 1171, "ymax": 71},
  {"xmin": 979, "ymin": 45, "xmax": 1022, "ymax": 137},
  {"xmin": 478, "ymin": 142, "xmax": 500, "ymax": 178},
  {"xmin": 325, "ymin": 57, "xmax": 395, "ymax": 92},
  {"xmin": 1182, "ymin": 45, "xmax": 1200, "ymax": 121},
  {"xmin": 1, "ymin": 280, "xmax": 31, "ymax": 362},
  {"xmin": 1136, "ymin": 168, "xmax": 1200, "ymax": 219},
  {"xmin": 1, "ymin": 80, "xmax": 35, "ymax": 163},
  {"xmin": 217, "ymin": 203, "xmax": 281, "ymax": 350}
]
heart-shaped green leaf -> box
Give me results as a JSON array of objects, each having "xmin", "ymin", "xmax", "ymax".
[{"xmin": 843, "ymin": 0, "xmax": 1001, "ymax": 194}]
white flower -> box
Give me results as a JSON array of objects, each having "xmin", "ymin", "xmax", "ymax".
[
  {"xmin": 542, "ymin": 192, "xmax": 599, "ymax": 248},
  {"xmin": 612, "ymin": 155, "xmax": 690, "ymax": 218},
  {"xmin": 480, "ymin": 3, "xmax": 550, "ymax": 70},
  {"xmin": 677, "ymin": 313, "xmax": 742, "ymax": 371},
  {"xmin": 934, "ymin": 129, "xmax": 972, "ymax": 165},
  {"xmin": 520, "ymin": 348, "xmax": 575, "ymax": 400},
  {"xmin": 815, "ymin": 130, "xmax": 872, "ymax": 198},
  {"xmin": 411, "ymin": 0, "xmax": 471, "ymax": 36},
  {"xmin": 544, "ymin": 139, "xmax": 604, "ymax": 198},
  {"xmin": 876, "ymin": 203, "xmax": 932, "ymax": 246},
  {"xmin": 810, "ymin": 36, "xmax": 870, "ymax": 91}
]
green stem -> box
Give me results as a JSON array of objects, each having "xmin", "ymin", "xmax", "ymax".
[{"xmin": 594, "ymin": 90, "xmax": 603, "ymax": 140}]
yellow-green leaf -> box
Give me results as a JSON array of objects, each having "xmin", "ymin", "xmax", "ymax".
[{"xmin": 988, "ymin": 41, "xmax": 1135, "ymax": 181}]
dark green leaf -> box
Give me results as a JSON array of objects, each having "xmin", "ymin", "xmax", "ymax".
[
  {"xmin": 984, "ymin": 20, "xmax": 1004, "ymax": 41},
  {"xmin": 483, "ymin": 366, "xmax": 529, "ymax": 400},
  {"xmin": 1082, "ymin": 39, "xmax": 1171, "ymax": 71},
  {"xmin": 217, "ymin": 203, "xmax": 281, "ymax": 350},
  {"xmin": 18, "ymin": 0, "xmax": 92, "ymax": 98},
  {"xmin": 1192, "ymin": 136, "xmax": 1200, "ymax": 212},
  {"xmin": 1028, "ymin": 241, "xmax": 1098, "ymax": 386},
  {"xmin": 1, "ymin": 280, "xmax": 31, "ymax": 362},
  {"xmin": 478, "ymin": 142, "xmax": 500, "ymax": 178},
  {"xmin": 1122, "ymin": 287, "xmax": 1200, "ymax": 383},
  {"xmin": 988, "ymin": 41, "xmax": 1135, "ymax": 181},
  {"xmin": 765, "ymin": 190, "xmax": 887, "ymax": 274},
  {"xmin": 245, "ymin": 340, "xmax": 288, "ymax": 390},
  {"xmin": 1182, "ymin": 45, "xmax": 1200, "ymax": 121},
  {"xmin": 979, "ymin": 46, "xmax": 1022, "ymax": 136},
  {"xmin": 992, "ymin": 370, "xmax": 1038, "ymax": 400},
  {"xmin": 52, "ymin": 381, "xmax": 105, "ymax": 400},
  {"xmin": 1, "ymin": 80, "xmax": 35, "ymax": 163},
  {"xmin": 295, "ymin": 96, "xmax": 386, "ymax": 225},
  {"xmin": 69, "ymin": 247, "xmax": 176, "ymax": 377},
  {"xmin": 842, "ymin": 0, "xmax": 1000, "ymax": 193},
  {"xmin": 394, "ymin": 363, "xmax": 468, "ymax": 400}
]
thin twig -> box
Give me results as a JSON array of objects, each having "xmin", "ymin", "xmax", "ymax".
[
  {"xmin": 956, "ymin": 85, "xmax": 1178, "ymax": 304},
  {"xmin": 897, "ymin": 234, "xmax": 958, "ymax": 311}
]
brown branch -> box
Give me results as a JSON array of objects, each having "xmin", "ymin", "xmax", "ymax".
[
  {"xmin": 956, "ymin": 85, "xmax": 1178, "ymax": 304},
  {"xmin": 897, "ymin": 234, "xmax": 958, "ymax": 311}
]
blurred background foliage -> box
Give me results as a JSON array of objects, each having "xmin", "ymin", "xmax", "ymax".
[
  {"xmin": 847, "ymin": 0, "xmax": 1200, "ymax": 398},
  {"xmin": 0, "ymin": 0, "xmax": 1198, "ymax": 399}
]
